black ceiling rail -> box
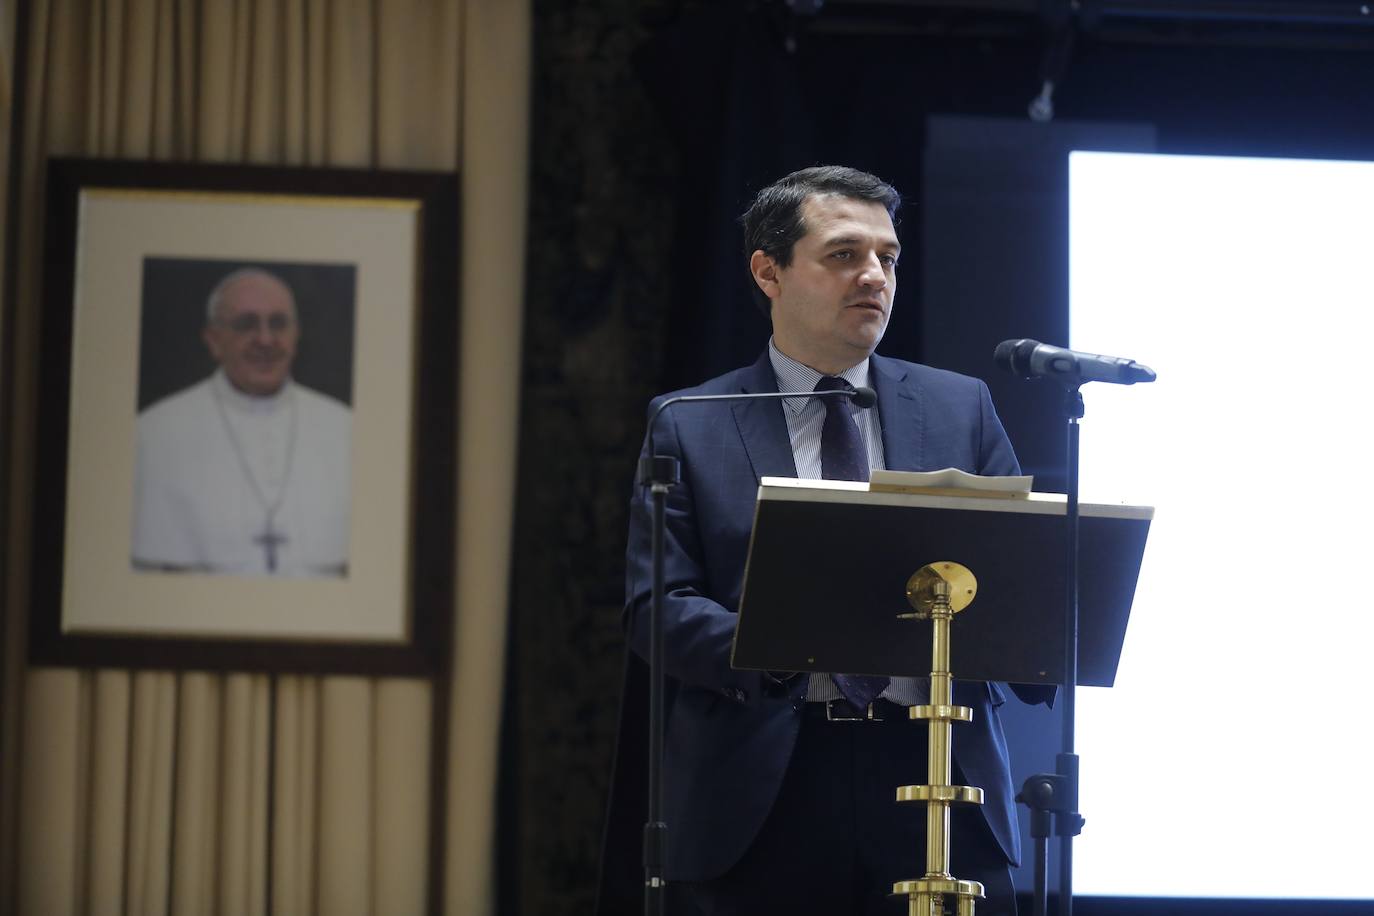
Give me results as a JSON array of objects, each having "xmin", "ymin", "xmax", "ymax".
[
  {"xmin": 822, "ymin": 0, "xmax": 1374, "ymax": 27},
  {"xmin": 774, "ymin": 0, "xmax": 1374, "ymax": 51}
]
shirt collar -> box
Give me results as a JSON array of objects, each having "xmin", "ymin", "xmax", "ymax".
[
  {"xmin": 211, "ymin": 368, "xmax": 293, "ymax": 415},
  {"xmin": 767, "ymin": 338, "xmax": 871, "ymax": 416}
]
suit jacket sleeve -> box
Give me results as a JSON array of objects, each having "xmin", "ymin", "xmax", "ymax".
[
  {"xmin": 975, "ymin": 378, "xmax": 1020, "ymax": 478},
  {"xmin": 623, "ymin": 396, "xmax": 759, "ymax": 697}
]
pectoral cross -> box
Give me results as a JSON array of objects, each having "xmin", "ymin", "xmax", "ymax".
[{"xmin": 254, "ymin": 518, "xmax": 289, "ymax": 573}]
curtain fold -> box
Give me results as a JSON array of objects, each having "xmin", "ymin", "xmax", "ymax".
[
  {"xmin": 86, "ymin": 670, "xmax": 132, "ymax": 916},
  {"xmin": 126, "ymin": 671, "xmax": 177, "ymax": 916},
  {"xmin": 0, "ymin": 4, "xmax": 14, "ymax": 906},
  {"xmin": 445, "ymin": 2, "xmax": 529, "ymax": 912},
  {"xmin": 16, "ymin": 669, "xmax": 83, "ymax": 915},
  {"xmin": 0, "ymin": 2, "xmax": 521, "ymax": 914},
  {"xmin": 271, "ymin": 674, "xmax": 320, "ymax": 916}
]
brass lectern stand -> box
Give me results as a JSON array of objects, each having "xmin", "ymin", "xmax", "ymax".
[{"xmin": 894, "ymin": 561, "xmax": 985, "ymax": 916}]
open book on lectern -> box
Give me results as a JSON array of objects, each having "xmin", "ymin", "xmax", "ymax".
[{"xmin": 730, "ymin": 473, "xmax": 1153, "ymax": 687}]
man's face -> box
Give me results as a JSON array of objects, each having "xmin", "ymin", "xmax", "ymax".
[
  {"xmin": 202, "ymin": 273, "xmax": 300, "ymax": 396},
  {"xmin": 752, "ymin": 194, "xmax": 900, "ymax": 375}
]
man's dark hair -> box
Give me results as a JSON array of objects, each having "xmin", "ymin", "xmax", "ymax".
[{"xmin": 739, "ymin": 165, "xmax": 901, "ymax": 315}]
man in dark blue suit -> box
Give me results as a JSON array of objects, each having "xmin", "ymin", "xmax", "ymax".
[{"xmin": 622, "ymin": 166, "xmax": 1050, "ymax": 914}]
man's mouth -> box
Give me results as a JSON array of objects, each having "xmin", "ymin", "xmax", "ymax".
[
  {"xmin": 246, "ymin": 351, "xmax": 284, "ymax": 367},
  {"xmin": 847, "ymin": 300, "xmax": 885, "ymax": 313}
]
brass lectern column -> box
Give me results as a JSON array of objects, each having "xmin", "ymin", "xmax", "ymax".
[{"xmin": 894, "ymin": 562, "xmax": 984, "ymax": 916}]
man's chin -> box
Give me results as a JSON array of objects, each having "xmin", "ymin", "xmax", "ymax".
[
  {"xmin": 843, "ymin": 309, "xmax": 887, "ymax": 335},
  {"xmin": 843, "ymin": 326, "xmax": 886, "ymax": 356}
]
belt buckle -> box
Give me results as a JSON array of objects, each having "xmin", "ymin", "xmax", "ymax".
[{"xmin": 825, "ymin": 699, "xmax": 879, "ymax": 722}]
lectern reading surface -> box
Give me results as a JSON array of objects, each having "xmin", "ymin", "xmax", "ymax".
[{"xmin": 731, "ymin": 478, "xmax": 1151, "ymax": 687}]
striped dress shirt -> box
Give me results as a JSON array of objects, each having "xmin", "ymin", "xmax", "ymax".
[{"xmin": 767, "ymin": 341, "xmax": 927, "ymax": 706}]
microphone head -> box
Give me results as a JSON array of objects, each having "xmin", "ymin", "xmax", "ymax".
[
  {"xmin": 993, "ymin": 338, "xmax": 1040, "ymax": 378},
  {"xmin": 850, "ymin": 386, "xmax": 877, "ymax": 409},
  {"xmin": 1128, "ymin": 363, "xmax": 1158, "ymax": 384}
]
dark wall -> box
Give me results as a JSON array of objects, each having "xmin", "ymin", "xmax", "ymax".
[
  {"xmin": 506, "ymin": 3, "xmax": 1374, "ymax": 913},
  {"xmin": 502, "ymin": 3, "xmax": 689, "ymax": 913}
]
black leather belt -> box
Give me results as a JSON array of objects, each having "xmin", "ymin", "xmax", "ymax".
[{"xmin": 803, "ymin": 698, "xmax": 905, "ymax": 722}]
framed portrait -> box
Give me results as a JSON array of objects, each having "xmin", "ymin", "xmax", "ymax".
[{"xmin": 28, "ymin": 158, "xmax": 458, "ymax": 673}]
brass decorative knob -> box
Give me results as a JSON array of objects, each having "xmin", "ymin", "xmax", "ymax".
[{"xmin": 902, "ymin": 561, "xmax": 977, "ymax": 619}]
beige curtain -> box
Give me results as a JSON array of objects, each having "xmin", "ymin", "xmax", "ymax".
[
  {"xmin": 0, "ymin": 1, "xmax": 528, "ymax": 914},
  {"xmin": 1, "ymin": 0, "xmax": 12, "ymax": 299}
]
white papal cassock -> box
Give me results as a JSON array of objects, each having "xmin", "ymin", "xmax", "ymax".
[{"xmin": 132, "ymin": 370, "xmax": 352, "ymax": 577}]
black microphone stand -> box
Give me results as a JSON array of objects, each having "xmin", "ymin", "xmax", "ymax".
[
  {"xmin": 636, "ymin": 451, "xmax": 677, "ymax": 916},
  {"xmin": 997, "ymin": 337, "xmax": 1153, "ymax": 916},
  {"xmin": 634, "ymin": 386, "xmax": 873, "ymax": 916},
  {"xmin": 1018, "ymin": 384, "xmax": 1087, "ymax": 916}
]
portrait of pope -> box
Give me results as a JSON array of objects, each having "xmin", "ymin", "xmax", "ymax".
[{"xmin": 131, "ymin": 261, "xmax": 356, "ymax": 578}]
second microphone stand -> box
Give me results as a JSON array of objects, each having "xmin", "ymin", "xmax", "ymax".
[{"xmin": 1018, "ymin": 384, "xmax": 1087, "ymax": 916}]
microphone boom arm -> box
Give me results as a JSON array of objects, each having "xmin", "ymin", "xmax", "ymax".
[{"xmin": 641, "ymin": 387, "xmax": 877, "ymax": 482}]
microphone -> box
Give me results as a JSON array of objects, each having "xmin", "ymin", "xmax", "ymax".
[
  {"xmin": 850, "ymin": 386, "xmax": 878, "ymax": 409},
  {"xmin": 994, "ymin": 339, "xmax": 1156, "ymax": 386},
  {"xmin": 640, "ymin": 385, "xmax": 877, "ymax": 485}
]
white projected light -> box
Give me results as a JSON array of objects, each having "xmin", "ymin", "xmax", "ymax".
[{"xmin": 1069, "ymin": 151, "xmax": 1374, "ymax": 900}]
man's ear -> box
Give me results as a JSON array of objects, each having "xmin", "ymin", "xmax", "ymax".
[
  {"xmin": 202, "ymin": 326, "xmax": 223, "ymax": 363},
  {"xmin": 749, "ymin": 249, "xmax": 782, "ymax": 301}
]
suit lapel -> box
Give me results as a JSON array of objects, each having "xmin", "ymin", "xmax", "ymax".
[
  {"xmin": 872, "ymin": 354, "xmax": 924, "ymax": 472},
  {"xmin": 730, "ymin": 350, "xmax": 926, "ymax": 479},
  {"xmin": 731, "ymin": 352, "xmax": 798, "ymax": 481}
]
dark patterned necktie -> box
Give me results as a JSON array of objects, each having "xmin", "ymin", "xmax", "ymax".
[
  {"xmin": 814, "ymin": 375, "xmax": 890, "ymax": 709},
  {"xmin": 815, "ymin": 375, "xmax": 869, "ymax": 482}
]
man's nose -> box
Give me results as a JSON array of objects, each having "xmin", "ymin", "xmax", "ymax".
[
  {"xmin": 857, "ymin": 253, "xmax": 888, "ymax": 288},
  {"xmin": 251, "ymin": 320, "xmax": 277, "ymax": 344}
]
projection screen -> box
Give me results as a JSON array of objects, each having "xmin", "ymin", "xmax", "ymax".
[{"xmin": 1069, "ymin": 150, "xmax": 1374, "ymax": 900}]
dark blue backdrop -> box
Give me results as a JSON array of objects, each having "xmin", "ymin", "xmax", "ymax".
[{"xmin": 617, "ymin": 4, "xmax": 1374, "ymax": 911}]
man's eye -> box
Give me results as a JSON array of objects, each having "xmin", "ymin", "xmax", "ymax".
[
  {"xmin": 880, "ymin": 254, "xmax": 898, "ymax": 267},
  {"xmin": 831, "ymin": 250, "xmax": 852, "ymax": 261}
]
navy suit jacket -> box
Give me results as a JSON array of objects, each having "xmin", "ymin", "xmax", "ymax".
[{"xmin": 622, "ymin": 350, "xmax": 1048, "ymax": 883}]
